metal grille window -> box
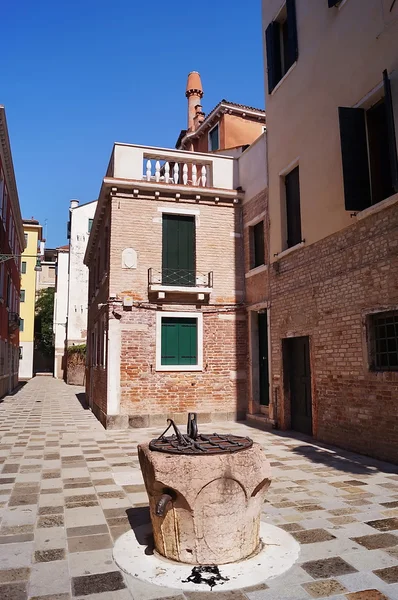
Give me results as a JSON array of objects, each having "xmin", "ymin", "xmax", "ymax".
[{"xmin": 369, "ymin": 310, "xmax": 398, "ymax": 371}]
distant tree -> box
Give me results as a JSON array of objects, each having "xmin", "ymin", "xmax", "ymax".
[{"xmin": 34, "ymin": 287, "xmax": 55, "ymax": 356}]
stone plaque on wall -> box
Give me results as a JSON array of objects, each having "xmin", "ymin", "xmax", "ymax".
[{"xmin": 122, "ymin": 248, "xmax": 138, "ymax": 269}]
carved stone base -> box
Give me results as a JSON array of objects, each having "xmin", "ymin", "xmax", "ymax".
[{"xmin": 138, "ymin": 442, "xmax": 271, "ymax": 565}]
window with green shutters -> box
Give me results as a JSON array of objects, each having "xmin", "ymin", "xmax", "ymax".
[
  {"xmin": 161, "ymin": 317, "xmax": 197, "ymax": 366},
  {"xmin": 162, "ymin": 214, "xmax": 195, "ymax": 286}
]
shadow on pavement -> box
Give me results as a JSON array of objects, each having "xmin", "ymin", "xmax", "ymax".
[
  {"xmin": 244, "ymin": 423, "xmax": 398, "ymax": 476},
  {"xmin": 75, "ymin": 392, "xmax": 89, "ymax": 409}
]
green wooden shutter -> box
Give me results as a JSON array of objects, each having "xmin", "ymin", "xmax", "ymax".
[
  {"xmin": 162, "ymin": 215, "xmax": 195, "ymax": 285},
  {"xmin": 178, "ymin": 318, "xmax": 197, "ymax": 365},
  {"xmin": 338, "ymin": 107, "xmax": 372, "ymax": 211},
  {"xmin": 286, "ymin": 0, "xmax": 298, "ymax": 68},
  {"xmin": 383, "ymin": 70, "xmax": 398, "ymax": 193},
  {"xmin": 265, "ymin": 22, "xmax": 282, "ymax": 94},
  {"xmin": 161, "ymin": 317, "xmax": 197, "ymax": 366},
  {"xmin": 161, "ymin": 318, "xmax": 179, "ymax": 365}
]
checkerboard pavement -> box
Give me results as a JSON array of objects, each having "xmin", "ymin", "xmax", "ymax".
[{"xmin": 0, "ymin": 377, "xmax": 397, "ymax": 600}]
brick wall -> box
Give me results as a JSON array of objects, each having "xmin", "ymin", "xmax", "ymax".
[
  {"xmin": 119, "ymin": 306, "xmax": 247, "ymax": 425},
  {"xmin": 87, "ymin": 191, "xmax": 247, "ymax": 427},
  {"xmin": 243, "ymin": 190, "xmax": 269, "ymax": 307},
  {"xmin": 270, "ymin": 200, "xmax": 398, "ymax": 463}
]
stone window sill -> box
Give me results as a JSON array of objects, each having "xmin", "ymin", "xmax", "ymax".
[
  {"xmin": 245, "ymin": 264, "xmax": 268, "ymax": 278},
  {"xmin": 275, "ymin": 241, "xmax": 305, "ymax": 260},
  {"xmin": 270, "ymin": 62, "xmax": 297, "ymax": 96},
  {"xmin": 356, "ymin": 191, "xmax": 398, "ymax": 221},
  {"xmin": 156, "ymin": 365, "xmax": 203, "ymax": 372}
]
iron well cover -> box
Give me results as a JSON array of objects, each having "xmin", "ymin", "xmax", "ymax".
[{"xmin": 149, "ymin": 414, "xmax": 253, "ymax": 455}]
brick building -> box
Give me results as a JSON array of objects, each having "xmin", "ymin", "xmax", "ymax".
[
  {"xmin": 84, "ymin": 76, "xmax": 266, "ymax": 429},
  {"xmin": 0, "ymin": 106, "xmax": 25, "ymax": 398},
  {"xmin": 262, "ymin": 0, "xmax": 398, "ymax": 462}
]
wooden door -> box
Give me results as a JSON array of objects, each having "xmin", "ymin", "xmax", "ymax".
[{"xmin": 284, "ymin": 336, "xmax": 313, "ymax": 435}]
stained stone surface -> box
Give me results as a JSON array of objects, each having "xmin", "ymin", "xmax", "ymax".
[
  {"xmin": 0, "ymin": 378, "xmax": 396, "ymax": 600},
  {"xmin": 138, "ymin": 442, "xmax": 271, "ymax": 564}
]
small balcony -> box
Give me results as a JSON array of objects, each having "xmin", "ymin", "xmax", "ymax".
[
  {"xmin": 148, "ymin": 268, "xmax": 213, "ymax": 300},
  {"xmin": 108, "ymin": 144, "xmax": 241, "ymax": 201}
]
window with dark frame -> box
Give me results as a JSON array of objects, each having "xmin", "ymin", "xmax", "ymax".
[
  {"xmin": 265, "ymin": 0, "xmax": 298, "ymax": 93},
  {"xmin": 338, "ymin": 70, "xmax": 398, "ymax": 212},
  {"xmin": 285, "ymin": 166, "xmax": 302, "ymax": 248},
  {"xmin": 19, "ymin": 318, "xmax": 24, "ymax": 332},
  {"xmin": 88, "ymin": 218, "xmax": 93, "ymax": 233},
  {"xmin": 250, "ymin": 221, "xmax": 265, "ymax": 269},
  {"xmin": 21, "ymin": 261, "xmax": 26, "ymax": 274},
  {"xmin": 369, "ymin": 310, "xmax": 398, "ymax": 371},
  {"xmin": 209, "ymin": 124, "xmax": 220, "ymax": 152},
  {"xmin": 20, "ymin": 289, "xmax": 25, "ymax": 303}
]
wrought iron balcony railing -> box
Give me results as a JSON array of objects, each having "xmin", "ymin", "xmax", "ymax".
[{"xmin": 148, "ymin": 268, "xmax": 213, "ymax": 289}]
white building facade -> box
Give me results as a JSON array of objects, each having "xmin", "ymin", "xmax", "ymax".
[
  {"xmin": 53, "ymin": 247, "xmax": 69, "ymax": 379},
  {"xmin": 53, "ymin": 199, "xmax": 97, "ymax": 379},
  {"xmin": 67, "ymin": 200, "xmax": 97, "ymax": 345}
]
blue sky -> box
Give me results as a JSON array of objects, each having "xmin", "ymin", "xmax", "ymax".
[{"xmin": 3, "ymin": 0, "xmax": 265, "ymax": 248}]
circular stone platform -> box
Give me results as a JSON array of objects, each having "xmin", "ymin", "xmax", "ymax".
[{"xmin": 113, "ymin": 522, "xmax": 300, "ymax": 592}]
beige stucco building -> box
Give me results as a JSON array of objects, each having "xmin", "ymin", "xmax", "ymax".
[{"xmin": 262, "ymin": 0, "xmax": 398, "ymax": 462}]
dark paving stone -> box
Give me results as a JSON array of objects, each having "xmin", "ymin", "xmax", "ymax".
[
  {"xmin": 301, "ymin": 556, "xmax": 357, "ymax": 579},
  {"xmin": 63, "ymin": 482, "xmax": 92, "ymax": 490},
  {"xmin": 103, "ymin": 508, "xmax": 129, "ymax": 518},
  {"xmin": 366, "ymin": 518, "xmax": 398, "ymax": 532},
  {"xmin": 0, "ymin": 525, "xmax": 34, "ymax": 535},
  {"xmin": 380, "ymin": 500, "xmax": 398, "ymax": 508},
  {"xmin": 42, "ymin": 471, "xmax": 61, "ymax": 480},
  {"xmin": 65, "ymin": 500, "xmax": 99, "ymax": 508},
  {"xmin": 0, "ymin": 534, "xmax": 34, "ymax": 544},
  {"xmin": 279, "ymin": 523, "xmax": 305, "ymax": 532},
  {"xmin": 0, "ymin": 582, "xmax": 27, "ymax": 600},
  {"xmin": 34, "ymin": 549, "xmax": 66, "ymax": 563},
  {"xmin": 38, "ymin": 506, "xmax": 64, "ymax": 516},
  {"xmin": 72, "ymin": 571, "xmax": 126, "ymax": 596},
  {"xmin": 8, "ymin": 495, "xmax": 38, "ymax": 507},
  {"xmin": 68, "ymin": 533, "xmax": 112, "ymax": 553},
  {"xmin": 91, "ymin": 479, "xmax": 114, "ymax": 486},
  {"xmin": 346, "ymin": 590, "xmax": 390, "ymax": 600},
  {"xmin": 66, "ymin": 524, "xmax": 108, "ymax": 537},
  {"xmin": 0, "ymin": 478, "xmax": 15, "ymax": 485},
  {"xmin": 65, "ymin": 494, "xmax": 96, "ymax": 503},
  {"xmin": 242, "ymin": 584, "xmax": 269, "ymax": 592},
  {"xmin": 352, "ymin": 533, "xmax": 398, "ymax": 549},
  {"xmin": 296, "ymin": 504, "xmax": 324, "ymax": 512},
  {"xmin": 373, "ymin": 565, "xmax": 398, "ymax": 583},
  {"xmin": 302, "ymin": 578, "xmax": 347, "ymax": 598},
  {"xmin": 2, "ymin": 465, "xmax": 19, "ymax": 474},
  {"xmin": 40, "ymin": 488, "xmax": 63, "ymax": 495},
  {"xmin": 37, "ymin": 515, "xmax": 64, "ymax": 528},
  {"xmin": 292, "ymin": 528, "xmax": 336, "ymax": 544},
  {"xmin": 89, "ymin": 466, "xmax": 111, "ymax": 472},
  {"xmin": 0, "ymin": 568, "xmax": 30, "ymax": 584},
  {"xmin": 97, "ymin": 491, "xmax": 125, "ymax": 499},
  {"xmin": 110, "ymin": 524, "xmax": 132, "ymax": 540},
  {"xmin": 106, "ymin": 516, "xmax": 130, "ymax": 527},
  {"xmin": 122, "ymin": 484, "xmax": 146, "ymax": 493}
]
